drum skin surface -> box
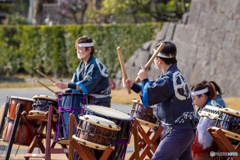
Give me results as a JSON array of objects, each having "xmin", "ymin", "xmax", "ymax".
[{"xmin": 191, "ymin": 117, "xmax": 226, "ymax": 160}]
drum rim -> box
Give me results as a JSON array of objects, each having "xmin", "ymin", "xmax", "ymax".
[
  {"xmin": 29, "ymin": 110, "xmax": 58, "ymax": 122},
  {"xmin": 9, "ymin": 96, "xmax": 34, "ymax": 102},
  {"xmin": 29, "ymin": 110, "xmax": 47, "ymax": 115},
  {"xmin": 85, "ymin": 105, "xmax": 133, "ymax": 121},
  {"xmin": 32, "ymin": 95, "xmax": 58, "ymax": 102},
  {"xmin": 79, "ymin": 115, "xmax": 121, "ymax": 131},
  {"xmin": 132, "ymin": 99, "xmax": 153, "ymax": 108},
  {"xmin": 218, "ymin": 108, "xmax": 240, "ymax": 118},
  {"xmin": 210, "ymin": 126, "xmax": 240, "ymax": 141},
  {"xmin": 137, "ymin": 118, "xmax": 158, "ymax": 129},
  {"xmin": 198, "ymin": 111, "xmax": 218, "ymax": 120},
  {"xmin": 72, "ymin": 135, "xmax": 115, "ymax": 151}
]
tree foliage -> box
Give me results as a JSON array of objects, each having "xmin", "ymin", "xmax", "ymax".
[
  {"xmin": 97, "ymin": 0, "xmax": 191, "ymax": 23},
  {"xmin": 0, "ymin": 23, "xmax": 162, "ymax": 79}
]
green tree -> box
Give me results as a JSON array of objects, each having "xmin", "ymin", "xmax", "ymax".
[
  {"xmin": 39, "ymin": 26, "xmax": 66, "ymax": 78},
  {"xmin": 17, "ymin": 26, "xmax": 41, "ymax": 77},
  {"xmin": 0, "ymin": 26, "xmax": 21, "ymax": 76},
  {"xmin": 97, "ymin": 0, "xmax": 191, "ymax": 23},
  {"xmin": 99, "ymin": 0, "xmax": 152, "ymax": 23}
]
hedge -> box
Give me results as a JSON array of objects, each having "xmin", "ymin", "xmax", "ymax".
[{"xmin": 0, "ymin": 23, "xmax": 162, "ymax": 79}]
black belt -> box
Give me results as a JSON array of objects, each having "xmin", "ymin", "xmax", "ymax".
[{"xmin": 163, "ymin": 120, "xmax": 197, "ymax": 139}]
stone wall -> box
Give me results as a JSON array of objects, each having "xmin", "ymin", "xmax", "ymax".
[{"xmin": 115, "ymin": 0, "xmax": 240, "ymax": 98}]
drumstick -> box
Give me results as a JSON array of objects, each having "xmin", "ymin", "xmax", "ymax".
[
  {"xmin": 36, "ymin": 70, "xmax": 56, "ymax": 83},
  {"xmin": 135, "ymin": 43, "xmax": 165, "ymax": 83},
  {"xmin": 36, "ymin": 80, "xmax": 55, "ymax": 93},
  {"xmin": 117, "ymin": 46, "xmax": 131, "ymax": 94}
]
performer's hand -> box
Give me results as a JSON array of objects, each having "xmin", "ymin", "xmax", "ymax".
[
  {"xmin": 53, "ymin": 90, "xmax": 64, "ymax": 97},
  {"xmin": 122, "ymin": 78, "xmax": 133, "ymax": 88},
  {"xmin": 138, "ymin": 67, "xmax": 148, "ymax": 80},
  {"xmin": 54, "ymin": 82, "xmax": 68, "ymax": 89}
]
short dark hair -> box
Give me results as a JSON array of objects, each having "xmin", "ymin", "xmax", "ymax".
[
  {"xmin": 75, "ymin": 36, "xmax": 95, "ymax": 55},
  {"xmin": 155, "ymin": 41, "xmax": 177, "ymax": 64}
]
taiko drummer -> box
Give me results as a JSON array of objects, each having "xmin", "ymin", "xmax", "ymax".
[
  {"xmin": 191, "ymin": 81, "xmax": 225, "ymax": 119},
  {"xmin": 123, "ymin": 41, "xmax": 197, "ymax": 160},
  {"xmin": 54, "ymin": 36, "xmax": 111, "ymax": 107}
]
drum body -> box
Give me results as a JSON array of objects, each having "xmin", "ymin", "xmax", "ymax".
[
  {"xmin": 3, "ymin": 121, "xmax": 34, "ymax": 145},
  {"xmin": 56, "ymin": 93, "xmax": 96, "ymax": 140},
  {"xmin": 30, "ymin": 95, "xmax": 58, "ymax": 125},
  {"xmin": 8, "ymin": 96, "xmax": 33, "ymax": 120},
  {"xmin": 74, "ymin": 115, "xmax": 120, "ymax": 150},
  {"xmin": 3, "ymin": 96, "xmax": 34, "ymax": 145},
  {"xmin": 215, "ymin": 108, "xmax": 240, "ymax": 145},
  {"xmin": 84, "ymin": 105, "xmax": 134, "ymax": 160},
  {"xmin": 216, "ymin": 108, "xmax": 240, "ymax": 135},
  {"xmin": 32, "ymin": 95, "xmax": 58, "ymax": 112},
  {"xmin": 191, "ymin": 105, "xmax": 225, "ymax": 160},
  {"xmin": 131, "ymin": 100, "xmax": 157, "ymax": 124}
]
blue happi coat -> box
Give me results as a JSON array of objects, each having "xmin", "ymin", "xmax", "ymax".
[
  {"xmin": 70, "ymin": 55, "xmax": 111, "ymax": 103},
  {"xmin": 132, "ymin": 63, "xmax": 195, "ymax": 125},
  {"xmin": 215, "ymin": 94, "xmax": 226, "ymax": 108}
]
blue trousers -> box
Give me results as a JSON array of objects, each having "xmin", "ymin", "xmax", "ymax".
[{"xmin": 151, "ymin": 125, "xmax": 195, "ymax": 160}]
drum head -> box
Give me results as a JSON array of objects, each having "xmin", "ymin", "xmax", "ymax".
[
  {"xmin": 132, "ymin": 99, "xmax": 153, "ymax": 108},
  {"xmin": 32, "ymin": 95, "xmax": 58, "ymax": 102},
  {"xmin": 72, "ymin": 135, "xmax": 115, "ymax": 151},
  {"xmin": 79, "ymin": 115, "xmax": 121, "ymax": 131},
  {"xmin": 29, "ymin": 110, "xmax": 46, "ymax": 115},
  {"xmin": 86, "ymin": 105, "xmax": 132, "ymax": 120},
  {"xmin": 219, "ymin": 108, "xmax": 240, "ymax": 118},
  {"xmin": 10, "ymin": 96, "xmax": 34, "ymax": 102}
]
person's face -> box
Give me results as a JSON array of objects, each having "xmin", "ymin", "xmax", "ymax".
[
  {"xmin": 76, "ymin": 46, "xmax": 91, "ymax": 60},
  {"xmin": 153, "ymin": 57, "xmax": 161, "ymax": 69},
  {"xmin": 76, "ymin": 46, "xmax": 86, "ymax": 57},
  {"xmin": 193, "ymin": 94, "xmax": 207, "ymax": 108}
]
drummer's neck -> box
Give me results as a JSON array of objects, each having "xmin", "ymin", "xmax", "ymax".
[{"xmin": 83, "ymin": 54, "xmax": 91, "ymax": 65}]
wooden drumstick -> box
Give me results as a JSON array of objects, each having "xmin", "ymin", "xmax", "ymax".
[
  {"xmin": 36, "ymin": 70, "xmax": 56, "ymax": 83},
  {"xmin": 135, "ymin": 43, "xmax": 165, "ymax": 83},
  {"xmin": 36, "ymin": 80, "xmax": 54, "ymax": 93},
  {"xmin": 117, "ymin": 46, "xmax": 131, "ymax": 94}
]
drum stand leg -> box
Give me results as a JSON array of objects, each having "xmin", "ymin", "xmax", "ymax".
[
  {"xmin": 0, "ymin": 102, "xmax": 9, "ymax": 138},
  {"xmin": 129, "ymin": 119, "xmax": 164, "ymax": 160},
  {"xmin": 70, "ymin": 138, "xmax": 114, "ymax": 160},
  {"xmin": 22, "ymin": 111, "xmax": 50, "ymax": 159},
  {"xmin": 133, "ymin": 124, "xmax": 139, "ymax": 160},
  {"xmin": 208, "ymin": 127, "xmax": 240, "ymax": 160},
  {"xmin": 22, "ymin": 105, "xmax": 57, "ymax": 160},
  {"xmin": 45, "ymin": 106, "xmax": 75, "ymax": 160},
  {"xmin": 4, "ymin": 103, "xmax": 23, "ymax": 160}
]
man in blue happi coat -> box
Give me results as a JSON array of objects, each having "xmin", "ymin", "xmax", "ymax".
[
  {"xmin": 123, "ymin": 41, "xmax": 197, "ymax": 160},
  {"xmin": 54, "ymin": 36, "xmax": 111, "ymax": 107}
]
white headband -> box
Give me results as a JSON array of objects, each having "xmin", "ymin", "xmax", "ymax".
[
  {"xmin": 191, "ymin": 88, "xmax": 209, "ymax": 96},
  {"xmin": 77, "ymin": 43, "xmax": 93, "ymax": 47},
  {"xmin": 154, "ymin": 49, "xmax": 175, "ymax": 58}
]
